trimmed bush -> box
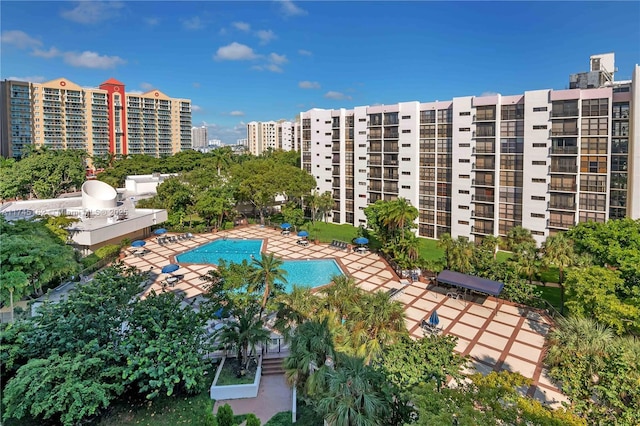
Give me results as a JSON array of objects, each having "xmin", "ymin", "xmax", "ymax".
[
  {"xmin": 246, "ymin": 413, "xmax": 261, "ymax": 426},
  {"xmin": 216, "ymin": 403, "xmax": 235, "ymax": 426}
]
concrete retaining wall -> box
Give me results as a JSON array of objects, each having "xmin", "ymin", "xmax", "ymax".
[{"xmin": 210, "ymin": 356, "xmax": 262, "ymax": 400}]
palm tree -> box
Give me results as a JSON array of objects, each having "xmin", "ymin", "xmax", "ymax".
[
  {"xmin": 349, "ymin": 290, "xmax": 407, "ymax": 363},
  {"xmin": 437, "ymin": 233, "xmax": 455, "ymax": 269},
  {"xmin": 316, "ymin": 354, "xmax": 392, "ymax": 426},
  {"xmin": 283, "ymin": 319, "xmax": 335, "ymax": 397},
  {"xmin": 317, "ymin": 191, "xmax": 334, "ymax": 223},
  {"xmin": 449, "ymin": 237, "xmax": 474, "ymax": 273},
  {"xmin": 384, "ymin": 197, "xmax": 418, "ymax": 241},
  {"xmin": 210, "ymin": 147, "xmax": 232, "ymax": 176},
  {"xmin": 0, "ymin": 271, "xmax": 29, "ymax": 322},
  {"xmin": 321, "ymin": 275, "xmax": 363, "ymax": 321},
  {"xmin": 219, "ymin": 305, "xmax": 271, "ymax": 368},
  {"xmin": 274, "ymin": 285, "xmax": 319, "ymax": 339},
  {"xmin": 542, "ymin": 232, "xmax": 575, "ymax": 313},
  {"xmin": 481, "ymin": 234, "xmax": 501, "ymax": 260},
  {"xmin": 306, "ymin": 192, "xmax": 319, "ymax": 223},
  {"xmin": 512, "ymin": 241, "xmax": 539, "ymax": 284},
  {"xmin": 505, "ymin": 226, "xmax": 536, "ymax": 251},
  {"xmin": 249, "ymin": 253, "xmax": 288, "ymax": 318}
]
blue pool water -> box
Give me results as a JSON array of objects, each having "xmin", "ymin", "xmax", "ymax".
[
  {"xmin": 176, "ymin": 238, "xmax": 263, "ymax": 265},
  {"xmin": 176, "ymin": 238, "xmax": 344, "ymax": 290},
  {"xmin": 278, "ymin": 259, "xmax": 344, "ymax": 290}
]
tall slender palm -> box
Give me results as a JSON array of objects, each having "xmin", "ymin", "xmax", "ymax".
[
  {"xmin": 249, "ymin": 253, "xmax": 288, "ymax": 317},
  {"xmin": 317, "ymin": 191, "xmax": 334, "ymax": 223},
  {"xmin": 210, "ymin": 147, "xmax": 232, "ymax": 176},
  {"xmin": 437, "ymin": 233, "xmax": 455, "ymax": 270},
  {"xmin": 505, "ymin": 226, "xmax": 536, "ymax": 251},
  {"xmin": 274, "ymin": 285, "xmax": 319, "ymax": 339},
  {"xmin": 481, "ymin": 234, "xmax": 501, "ymax": 259},
  {"xmin": 542, "ymin": 232, "xmax": 575, "ymax": 312},
  {"xmin": 449, "ymin": 237, "xmax": 474, "ymax": 273},
  {"xmin": 306, "ymin": 192, "xmax": 319, "ymax": 223}
]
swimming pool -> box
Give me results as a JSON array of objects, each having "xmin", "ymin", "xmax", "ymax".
[
  {"xmin": 176, "ymin": 238, "xmax": 344, "ymax": 289},
  {"xmin": 278, "ymin": 259, "xmax": 344, "ymax": 290},
  {"xmin": 176, "ymin": 238, "xmax": 263, "ymax": 265}
]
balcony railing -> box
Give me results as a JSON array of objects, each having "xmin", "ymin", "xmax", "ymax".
[
  {"xmin": 548, "ymin": 183, "xmax": 577, "ymax": 192},
  {"xmin": 549, "ymin": 165, "xmax": 577, "ymax": 174},
  {"xmin": 550, "ymin": 146, "xmax": 578, "ymax": 155},
  {"xmin": 548, "ymin": 202, "xmax": 576, "ymax": 211},
  {"xmin": 472, "ymin": 194, "xmax": 494, "ymax": 203},
  {"xmin": 472, "ymin": 179, "xmax": 494, "ymax": 187}
]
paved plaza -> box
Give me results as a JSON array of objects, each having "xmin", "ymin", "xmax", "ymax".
[{"xmin": 123, "ymin": 225, "xmax": 568, "ymax": 409}]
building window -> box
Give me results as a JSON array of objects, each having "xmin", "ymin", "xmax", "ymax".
[
  {"xmin": 533, "ymin": 125, "xmax": 547, "ymax": 130},
  {"xmin": 531, "ymin": 195, "xmax": 545, "ymax": 201},
  {"xmin": 532, "ymin": 143, "xmax": 547, "ymax": 148},
  {"xmin": 402, "ymin": 143, "xmax": 411, "ymax": 147},
  {"xmin": 533, "ymin": 106, "xmax": 548, "ymax": 112},
  {"xmin": 458, "ymin": 205, "xmax": 469, "ymax": 210},
  {"xmin": 459, "ymin": 127, "xmax": 470, "ymax": 132},
  {"xmin": 402, "ymin": 171, "xmax": 411, "ymax": 175},
  {"xmin": 532, "ymin": 178, "xmax": 546, "ymax": 183},
  {"xmin": 459, "ymin": 189, "xmax": 469, "ymax": 194},
  {"xmin": 532, "ymin": 161, "xmax": 546, "ymax": 166},
  {"xmin": 459, "ymin": 174, "xmax": 470, "ymax": 179},
  {"xmin": 459, "ymin": 159, "xmax": 470, "ymax": 163},
  {"xmin": 458, "ymin": 220, "xmax": 470, "ymax": 225},
  {"xmin": 401, "ymin": 157, "xmax": 411, "ymax": 161},
  {"xmin": 531, "ymin": 213, "xmax": 545, "ymax": 218},
  {"xmin": 401, "ymin": 185, "xmax": 411, "ymax": 189},
  {"xmin": 459, "ymin": 111, "xmax": 471, "ymax": 116},
  {"xmin": 402, "ymin": 115, "xmax": 411, "ymax": 119},
  {"xmin": 402, "ymin": 129, "xmax": 411, "ymax": 133},
  {"xmin": 532, "ymin": 230, "xmax": 545, "ymax": 236},
  {"xmin": 358, "ymin": 131, "xmax": 366, "ymax": 135},
  {"xmin": 459, "ymin": 143, "xmax": 470, "ymax": 147}
]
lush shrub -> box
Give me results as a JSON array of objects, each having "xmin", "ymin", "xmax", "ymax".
[
  {"xmin": 246, "ymin": 413, "xmax": 261, "ymax": 426},
  {"xmin": 216, "ymin": 403, "xmax": 235, "ymax": 426},
  {"xmin": 81, "ymin": 244, "xmax": 120, "ymax": 268}
]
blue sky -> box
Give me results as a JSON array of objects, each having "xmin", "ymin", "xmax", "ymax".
[{"xmin": 2, "ymin": 1, "xmax": 639, "ymax": 144}]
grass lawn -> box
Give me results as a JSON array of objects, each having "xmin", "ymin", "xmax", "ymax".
[
  {"xmin": 96, "ymin": 390, "xmax": 214, "ymax": 426},
  {"xmin": 536, "ymin": 285, "xmax": 563, "ymax": 310},
  {"xmin": 538, "ymin": 267, "xmax": 561, "ymax": 284},
  {"xmin": 214, "ymin": 359, "xmax": 256, "ymax": 386},
  {"xmin": 417, "ymin": 237, "xmax": 444, "ymax": 261}
]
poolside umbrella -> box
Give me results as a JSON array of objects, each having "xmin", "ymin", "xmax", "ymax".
[
  {"xmin": 280, "ymin": 223, "xmax": 291, "ymax": 229},
  {"xmin": 354, "ymin": 237, "xmax": 369, "ymax": 245},
  {"xmin": 297, "ymin": 230, "xmax": 309, "ymax": 238},
  {"xmin": 428, "ymin": 310, "xmax": 440, "ymax": 327},
  {"xmin": 161, "ymin": 264, "xmax": 179, "ymax": 274},
  {"xmin": 154, "ymin": 228, "xmax": 167, "ymax": 235},
  {"xmin": 131, "ymin": 240, "xmax": 146, "ymax": 247},
  {"xmin": 214, "ymin": 307, "xmax": 224, "ymax": 319}
]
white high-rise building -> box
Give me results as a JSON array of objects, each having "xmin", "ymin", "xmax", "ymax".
[
  {"xmin": 191, "ymin": 126, "xmax": 208, "ymax": 149},
  {"xmin": 299, "ymin": 53, "xmax": 638, "ymax": 244},
  {"xmin": 246, "ymin": 120, "xmax": 296, "ymax": 156}
]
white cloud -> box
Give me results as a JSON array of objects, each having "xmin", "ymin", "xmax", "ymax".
[
  {"xmin": 0, "ymin": 30, "xmax": 42, "ymax": 49},
  {"xmin": 298, "ymin": 49, "xmax": 312, "ymax": 56},
  {"xmin": 127, "ymin": 90, "xmax": 143, "ymax": 95},
  {"xmin": 265, "ymin": 64, "xmax": 283, "ymax": 73},
  {"xmin": 278, "ymin": 0, "xmax": 308, "ymax": 17},
  {"xmin": 61, "ymin": 1, "xmax": 123, "ymax": 24},
  {"xmin": 299, "ymin": 81, "xmax": 320, "ymax": 89},
  {"xmin": 269, "ymin": 52, "xmax": 287, "ymax": 64},
  {"xmin": 229, "ymin": 111, "xmax": 244, "ymax": 116},
  {"xmin": 256, "ymin": 29, "xmax": 276, "ymax": 45},
  {"xmin": 32, "ymin": 47, "xmax": 61, "ymax": 58},
  {"xmin": 63, "ymin": 51, "xmax": 126, "ymax": 69},
  {"xmin": 214, "ymin": 42, "xmax": 258, "ymax": 61},
  {"xmin": 480, "ymin": 91, "xmax": 499, "ymax": 97},
  {"xmin": 202, "ymin": 121, "xmax": 247, "ymax": 145},
  {"xmin": 144, "ymin": 17, "xmax": 160, "ymax": 26},
  {"xmin": 233, "ymin": 21, "xmax": 251, "ymax": 32},
  {"xmin": 192, "ymin": 105, "xmax": 203, "ymax": 112},
  {"xmin": 324, "ymin": 91, "xmax": 352, "ymax": 101},
  {"xmin": 193, "ymin": 82, "xmax": 201, "ymax": 88},
  {"xmin": 182, "ymin": 16, "xmax": 204, "ymax": 30},
  {"xmin": 140, "ymin": 82, "xmax": 154, "ymax": 90},
  {"xmin": 6, "ymin": 75, "xmax": 46, "ymax": 83}
]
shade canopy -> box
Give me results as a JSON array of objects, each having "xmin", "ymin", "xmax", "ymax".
[
  {"xmin": 297, "ymin": 231, "xmax": 309, "ymax": 237},
  {"xmin": 354, "ymin": 237, "xmax": 369, "ymax": 245},
  {"xmin": 154, "ymin": 228, "xmax": 167, "ymax": 235},
  {"xmin": 280, "ymin": 223, "xmax": 291, "ymax": 229},
  {"xmin": 161, "ymin": 264, "xmax": 179, "ymax": 274},
  {"xmin": 436, "ymin": 270, "xmax": 504, "ymax": 296},
  {"xmin": 428, "ymin": 310, "xmax": 440, "ymax": 326},
  {"xmin": 131, "ymin": 240, "xmax": 146, "ymax": 247}
]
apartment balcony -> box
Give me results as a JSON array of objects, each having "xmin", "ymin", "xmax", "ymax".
[
  {"xmin": 471, "ymin": 179, "xmax": 494, "ymax": 187},
  {"xmin": 549, "ymin": 146, "xmax": 578, "ymax": 155},
  {"xmin": 472, "ymin": 114, "xmax": 497, "ymax": 123},
  {"xmin": 547, "ymin": 220, "xmax": 573, "ymax": 230},
  {"xmin": 551, "ymin": 110, "xmax": 579, "ymax": 118},
  {"xmin": 549, "ymin": 165, "xmax": 577, "ymax": 174},
  {"xmin": 548, "ymin": 202, "xmax": 576, "ymax": 211},
  {"xmin": 471, "ymin": 226, "xmax": 494, "ymax": 235},
  {"xmin": 471, "ymin": 147, "xmax": 495, "ymax": 155},
  {"xmin": 548, "ymin": 183, "xmax": 577, "ymax": 192},
  {"xmin": 471, "ymin": 210, "xmax": 494, "ymax": 219},
  {"xmin": 471, "ymin": 194, "xmax": 494, "ymax": 203},
  {"xmin": 550, "ymin": 129, "xmax": 578, "ymax": 137}
]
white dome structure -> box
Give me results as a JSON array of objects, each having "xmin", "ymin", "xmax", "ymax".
[{"xmin": 81, "ymin": 180, "xmax": 117, "ymax": 212}]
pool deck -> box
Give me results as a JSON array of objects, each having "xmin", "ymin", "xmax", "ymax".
[{"xmin": 123, "ymin": 225, "xmax": 567, "ymax": 409}]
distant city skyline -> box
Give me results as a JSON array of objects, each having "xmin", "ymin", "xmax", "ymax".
[{"xmin": 1, "ymin": 1, "xmax": 639, "ymax": 144}]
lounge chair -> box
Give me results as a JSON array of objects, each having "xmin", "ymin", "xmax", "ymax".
[
  {"xmin": 386, "ymin": 287, "xmax": 403, "ymax": 298},
  {"xmin": 340, "ymin": 241, "xmax": 348, "ymax": 251},
  {"xmin": 186, "ymin": 232, "xmax": 194, "ymax": 239}
]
